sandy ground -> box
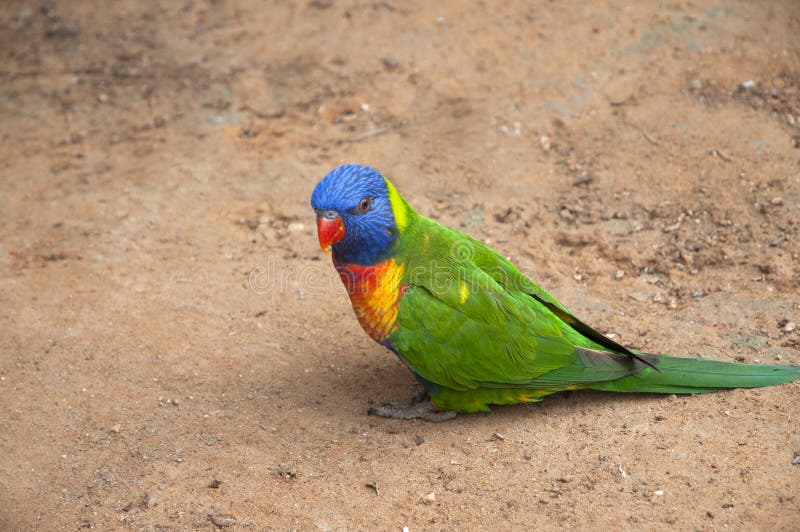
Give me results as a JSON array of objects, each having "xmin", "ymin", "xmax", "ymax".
[{"xmin": 1, "ymin": 0, "xmax": 799, "ymax": 529}]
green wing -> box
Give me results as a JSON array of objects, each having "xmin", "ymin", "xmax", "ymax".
[{"xmin": 388, "ymin": 218, "xmax": 642, "ymax": 393}]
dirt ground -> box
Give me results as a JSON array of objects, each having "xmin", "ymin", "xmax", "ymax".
[{"xmin": 1, "ymin": 0, "xmax": 799, "ymax": 529}]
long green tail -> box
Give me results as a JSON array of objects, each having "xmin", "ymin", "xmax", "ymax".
[{"xmin": 589, "ymin": 354, "xmax": 800, "ymax": 394}]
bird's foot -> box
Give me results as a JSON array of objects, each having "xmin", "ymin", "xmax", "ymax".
[
  {"xmin": 367, "ymin": 401, "xmax": 457, "ymax": 422},
  {"xmin": 408, "ymin": 389, "xmax": 430, "ymax": 406}
]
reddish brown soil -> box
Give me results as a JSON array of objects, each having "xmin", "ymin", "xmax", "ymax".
[{"xmin": 1, "ymin": 1, "xmax": 799, "ymax": 529}]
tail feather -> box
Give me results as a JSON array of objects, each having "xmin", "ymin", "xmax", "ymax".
[{"xmin": 589, "ymin": 354, "xmax": 800, "ymax": 394}]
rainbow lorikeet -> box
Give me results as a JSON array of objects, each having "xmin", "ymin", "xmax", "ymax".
[{"xmin": 311, "ymin": 164, "xmax": 800, "ymax": 420}]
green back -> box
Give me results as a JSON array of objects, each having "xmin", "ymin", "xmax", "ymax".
[{"xmin": 387, "ymin": 212, "xmax": 637, "ymax": 391}]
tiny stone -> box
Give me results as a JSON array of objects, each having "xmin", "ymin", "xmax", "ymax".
[
  {"xmin": 381, "ymin": 57, "xmax": 400, "ymax": 71},
  {"xmin": 784, "ymin": 321, "xmax": 797, "ymax": 333},
  {"xmin": 208, "ymin": 512, "xmax": 237, "ymax": 528}
]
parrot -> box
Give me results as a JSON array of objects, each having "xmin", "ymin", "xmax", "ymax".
[{"xmin": 310, "ymin": 164, "xmax": 800, "ymax": 420}]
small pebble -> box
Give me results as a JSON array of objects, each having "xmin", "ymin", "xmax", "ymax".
[{"xmin": 208, "ymin": 512, "xmax": 236, "ymax": 528}]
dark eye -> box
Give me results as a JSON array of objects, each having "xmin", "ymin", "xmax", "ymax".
[{"xmin": 357, "ymin": 197, "xmax": 372, "ymax": 212}]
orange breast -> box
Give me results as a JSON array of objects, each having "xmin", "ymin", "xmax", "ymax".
[{"xmin": 335, "ymin": 259, "xmax": 406, "ymax": 342}]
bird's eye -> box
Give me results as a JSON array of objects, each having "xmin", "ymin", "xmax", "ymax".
[{"xmin": 358, "ymin": 197, "xmax": 372, "ymax": 212}]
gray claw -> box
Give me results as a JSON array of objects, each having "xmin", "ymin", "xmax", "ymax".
[
  {"xmin": 408, "ymin": 389, "xmax": 430, "ymax": 406},
  {"xmin": 367, "ymin": 402, "xmax": 457, "ymax": 422}
]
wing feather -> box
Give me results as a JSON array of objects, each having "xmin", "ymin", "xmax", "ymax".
[{"xmin": 388, "ymin": 218, "xmax": 644, "ymax": 390}]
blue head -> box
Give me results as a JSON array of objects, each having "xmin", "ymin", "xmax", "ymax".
[{"xmin": 311, "ymin": 164, "xmax": 401, "ymax": 265}]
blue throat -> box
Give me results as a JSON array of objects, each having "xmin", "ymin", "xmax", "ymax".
[{"xmin": 332, "ymin": 221, "xmax": 397, "ymax": 265}]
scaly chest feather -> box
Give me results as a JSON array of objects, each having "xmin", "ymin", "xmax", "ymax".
[{"xmin": 334, "ymin": 258, "xmax": 407, "ymax": 342}]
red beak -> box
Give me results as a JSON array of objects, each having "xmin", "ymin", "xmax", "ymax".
[{"xmin": 316, "ymin": 215, "xmax": 346, "ymax": 252}]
